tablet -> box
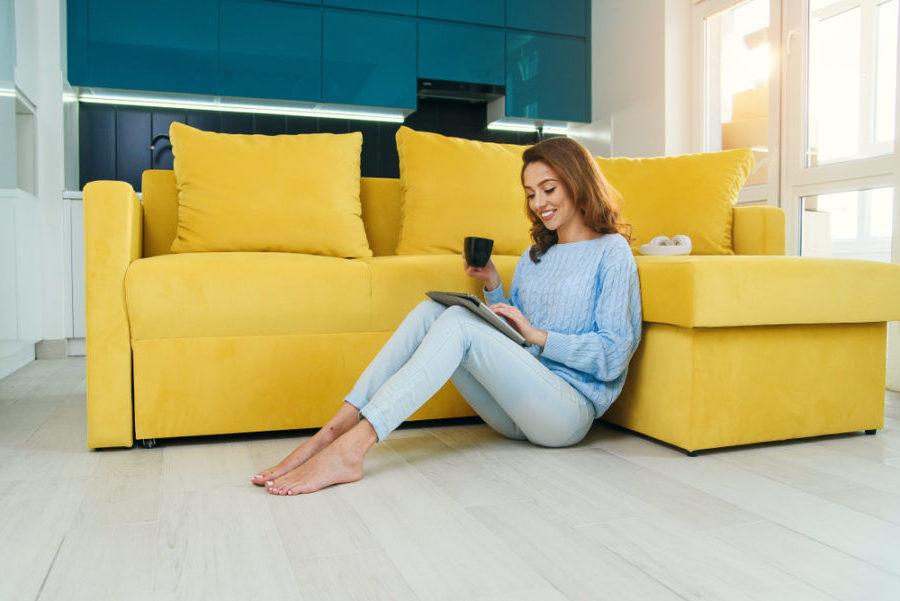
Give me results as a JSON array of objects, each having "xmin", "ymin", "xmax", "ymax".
[{"xmin": 426, "ymin": 291, "xmax": 529, "ymax": 347}]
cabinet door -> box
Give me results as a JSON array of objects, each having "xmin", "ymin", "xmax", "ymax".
[
  {"xmin": 220, "ymin": 0, "xmax": 321, "ymax": 102},
  {"xmin": 88, "ymin": 0, "xmax": 218, "ymax": 95},
  {"xmin": 506, "ymin": 0, "xmax": 586, "ymax": 37},
  {"xmin": 66, "ymin": 0, "xmax": 89, "ymax": 85},
  {"xmin": 323, "ymin": 0, "xmax": 415, "ymax": 17},
  {"xmin": 418, "ymin": 22, "xmax": 504, "ymax": 86},
  {"xmin": 322, "ymin": 11, "xmax": 416, "ymax": 109},
  {"xmin": 506, "ymin": 32, "xmax": 589, "ymax": 122},
  {"xmin": 418, "ymin": 0, "xmax": 503, "ymax": 27}
]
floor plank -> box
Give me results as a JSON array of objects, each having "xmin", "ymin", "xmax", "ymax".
[
  {"xmin": 468, "ymin": 501, "xmax": 685, "ymax": 601},
  {"xmin": 384, "ymin": 430, "xmax": 535, "ymax": 508},
  {"xmin": 582, "ymin": 516, "xmax": 835, "ymax": 601},
  {"xmin": 599, "ymin": 434, "xmax": 900, "ymax": 577},
  {"xmin": 819, "ymin": 485, "xmax": 900, "ymax": 526},
  {"xmin": 36, "ymin": 522, "xmax": 157, "ymax": 601},
  {"xmin": 155, "ymin": 487, "xmax": 302, "ymax": 601},
  {"xmin": 289, "ymin": 550, "xmax": 420, "ymax": 601},
  {"xmin": 709, "ymin": 519, "xmax": 900, "ymax": 601},
  {"xmin": 0, "ymin": 478, "xmax": 90, "ymax": 601},
  {"xmin": 341, "ymin": 443, "xmax": 551, "ymax": 601}
]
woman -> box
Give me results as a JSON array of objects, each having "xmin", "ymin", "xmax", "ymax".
[{"xmin": 251, "ymin": 136, "xmax": 642, "ymax": 496}]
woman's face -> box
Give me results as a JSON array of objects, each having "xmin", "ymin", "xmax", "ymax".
[{"xmin": 523, "ymin": 161, "xmax": 580, "ymax": 234}]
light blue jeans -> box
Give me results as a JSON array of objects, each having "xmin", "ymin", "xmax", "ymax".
[{"xmin": 345, "ymin": 300, "xmax": 596, "ymax": 447}]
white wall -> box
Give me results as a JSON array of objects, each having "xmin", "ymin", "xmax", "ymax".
[
  {"xmin": 1, "ymin": 0, "xmax": 68, "ymax": 367},
  {"xmin": 664, "ymin": 0, "xmax": 692, "ymax": 156},
  {"xmin": 0, "ymin": 97, "xmax": 15, "ymax": 188},
  {"xmin": 33, "ymin": 0, "xmax": 67, "ymax": 345},
  {"xmin": 0, "ymin": 0, "xmax": 14, "ymax": 80},
  {"xmin": 12, "ymin": 0, "xmax": 36, "ymax": 103},
  {"xmin": 571, "ymin": 0, "xmax": 692, "ymax": 158}
]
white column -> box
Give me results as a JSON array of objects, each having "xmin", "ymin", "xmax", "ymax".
[{"xmin": 27, "ymin": 0, "xmax": 67, "ymax": 349}]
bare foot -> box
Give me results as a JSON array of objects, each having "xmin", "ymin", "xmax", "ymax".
[
  {"xmin": 251, "ymin": 440, "xmax": 325, "ymax": 486},
  {"xmin": 251, "ymin": 402, "xmax": 361, "ymax": 486},
  {"xmin": 266, "ymin": 421, "xmax": 377, "ymax": 496}
]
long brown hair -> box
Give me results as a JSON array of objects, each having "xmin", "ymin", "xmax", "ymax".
[{"xmin": 521, "ymin": 137, "xmax": 631, "ymax": 262}]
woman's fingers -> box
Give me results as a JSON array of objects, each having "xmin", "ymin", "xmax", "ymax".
[{"xmin": 490, "ymin": 304, "xmax": 530, "ymax": 332}]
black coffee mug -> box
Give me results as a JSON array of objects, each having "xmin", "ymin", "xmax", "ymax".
[{"xmin": 464, "ymin": 236, "xmax": 494, "ymax": 268}]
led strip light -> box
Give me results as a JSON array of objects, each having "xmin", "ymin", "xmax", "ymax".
[
  {"xmin": 487, "ymin": 119, "xmax": 569, "ymax": 135},
  {"xmin": 72, "ymin": 89, "xmax": 568, "ymax": 133},
  {"xmin": 75, "ymin": 89, "xmax": 407, "ymax": 123}
]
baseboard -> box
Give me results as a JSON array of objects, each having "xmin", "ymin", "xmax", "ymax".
[
  {"xmin": 0, "ymin": 340, "xmax": 36, "ymax": 380},
  {"xmin": 35, "ymin": 339, "xmax": 67, "ymax": 360},
  {"xmin": 67, "ymin": 338, "xmax": 85, "ymax": 357}
]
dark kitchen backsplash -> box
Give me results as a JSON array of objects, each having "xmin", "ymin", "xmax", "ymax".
[{"xmin": 78, "ymin": 98, "xmax": 543, "ymax": 191}]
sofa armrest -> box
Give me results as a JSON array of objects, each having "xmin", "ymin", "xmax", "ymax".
[
  {"xmin": 733, "ymin": 205, "xmax": 786, "ymax": 255},
  {"xmin": 83, "ymin": 181, "xmax": 143, "ymax": 448}
]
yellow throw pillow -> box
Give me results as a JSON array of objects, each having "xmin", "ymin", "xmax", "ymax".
[
  {"xmin": 395, "ymin": 126, "xmax": 532, "ymax": 256},
  {"xmin": 169, "ymin": 122, "xmax": 371, "ymax": 258},
  {"xmin": 596, "ymin": 149, "xmax": 754, "ymax": 255}
]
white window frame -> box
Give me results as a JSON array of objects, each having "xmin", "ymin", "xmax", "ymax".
[
  {"xmin": 692, "ymin": 0, "xmax": 783, "ymax": 206},
  {"xmin": 782, "ymin": 0, "xmax": 900, "ymax": 255}
]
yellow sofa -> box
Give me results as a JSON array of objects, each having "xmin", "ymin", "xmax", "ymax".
[{"xmin": 84, "ymin": 169, "xmax": 900, "ymax": 454}]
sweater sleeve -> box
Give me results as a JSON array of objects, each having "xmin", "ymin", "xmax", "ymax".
[
  {"xmin": 541, "ymin": 255, "xmax": 642, "ymax": 382},
  {"xmin": 483, "ymin": 282, "xmax": 508, "ymax": 305},
  {"xmin": 483, "ymin": 250, "xmax": 528, "ymax": 307}
]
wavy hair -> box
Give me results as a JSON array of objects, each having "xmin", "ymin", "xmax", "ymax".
[{"xmin": 521, "ymin": 137, "xmax": 631, "ymax": 262}]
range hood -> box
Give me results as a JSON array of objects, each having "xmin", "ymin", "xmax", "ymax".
[{"xmin": 417, "ymin": 79, "xmax": 504, "ymax": 103}]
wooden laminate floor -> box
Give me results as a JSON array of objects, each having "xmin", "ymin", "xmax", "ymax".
[{"xmin": 1, "ymin": 357, "xmax": 899, "ymax": 601}]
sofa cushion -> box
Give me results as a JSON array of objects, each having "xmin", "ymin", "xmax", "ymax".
[
  {"xmin": 125, "ymin": 253, "xmax": 372, "ymax": 340},
  {"xmin": 637, "ymin": 255, "xmax": 900, "ymax": 327},
  {"xmin": 597, "ymin": 149, "xmax": 754, "ymax": 255},
  {"xmin": 395, "ymin": 126, "xmax": 532, "ymax": 257},
  {"xmin": 168, "ymin": 122, "xmax": 371, "ymax": 258},
  {"xmin": 368, "ymin": 254, "xmax": 521, "ymax": 331}
]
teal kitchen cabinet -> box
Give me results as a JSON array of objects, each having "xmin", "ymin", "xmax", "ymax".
[
  {"xmin": 506, "ymin": 32, "xmax": 589, "ymax": 122},
  {"xmin": 66, "ymin": 0, "xmax": 89, "ymax": 85},
  {"xmin": 323, "ymin": 0, "xmax": 415, "ymax": 17},
  {"xmin": 322, "ymin": 10, "xmax": 416, "ymax": 109},
  {"xmin": 506, "ymin": 0, "xmax": 587, "ymax": 37},
  {"xmin": 418, "ymin": 21, "xmax": 504, "ymax": 86},
  {"xmin": 418, "ymin": 0, "xmax": 503, "ymax": 27},
  {"xmin": 219, "ymin": 0, "xmax": 321, "ymax": 102},
  {"xmin": 87, "ymin": 0, "xmax": 218, "ymax": 95}
]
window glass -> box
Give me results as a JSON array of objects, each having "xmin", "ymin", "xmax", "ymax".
[
  {"xmin": 801, "ymin": 187, "xmax": 894, "ymax": 261},
  {"xmin": 807, "ymin": 0, "xmax": 898, "ymax": 165},
  {"xmin": 705, "ymin": 0, "xmax": 771, "ymax": 186}
]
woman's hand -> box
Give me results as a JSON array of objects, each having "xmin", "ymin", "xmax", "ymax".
[
  {"xmin": 489, "ymin": 303, "xmax": 548, "ymax": 347},
  {"xmin": 464, "ymin": 257, "xmax": 501, "ymax": 292}
]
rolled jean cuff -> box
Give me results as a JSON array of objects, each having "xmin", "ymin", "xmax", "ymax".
[
  {"xmin": 359, "ymin": 405, "xmax": 391, "ymax": 442},
  {"xmin": 343, "ymin": 392, "xmax": 367, "ymax": 412}
]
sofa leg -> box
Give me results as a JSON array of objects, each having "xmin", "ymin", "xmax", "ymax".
[
  {"xmin": 140, "ymin": 438, "xmax": 157, "ymax": 449},
  {"xmin": 686, "ymin": 450, "xmax": 699, "ymax": 457},
  {"xmin": 865, "ymin": 429, "xmax": 877, "ymax": 435}
]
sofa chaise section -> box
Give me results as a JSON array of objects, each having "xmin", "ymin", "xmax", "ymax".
[{"xmin": 605, "ymin": 256, "xmax": 900, "ymax": 454}]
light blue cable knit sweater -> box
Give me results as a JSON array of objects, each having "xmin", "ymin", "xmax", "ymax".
[{"xmin": 483, "ymin": 233, "xmax": 643, "ymax": 416}]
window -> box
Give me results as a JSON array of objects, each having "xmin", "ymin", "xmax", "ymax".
[{"xmin": 700, "ymin": 0, "xmax": 777, "ymax": 203}]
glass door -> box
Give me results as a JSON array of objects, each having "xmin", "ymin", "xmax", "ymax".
[
  {"xmin": 783, "ymin": 0, "xmax": 898, "ymax": 259},
  {"xmin": 697, "ymin": 0, "xmax": 780, "ymax": 206}
]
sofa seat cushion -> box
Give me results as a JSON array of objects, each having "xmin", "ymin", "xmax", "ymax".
[
  {"xmin": 368, "ymin": 255, "xmax": 521, "ymax": 331},
  {"xmin": 638, "ymin": 255, "xmax": 900, "ymax": 328},
  {"xmin": 125, "ymin": 253, "xmax": 372, "ymax": 340}
]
